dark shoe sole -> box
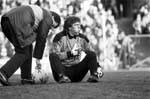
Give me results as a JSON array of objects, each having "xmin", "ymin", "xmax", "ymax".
[
  {"xmin": 0, "ymin": 72, "xmax": 9, "ymax": 86},
  {"xmin": 87, "ymin": 78, "xmax": 98, "ymax": 83},
  {"xmin": 87, "ymin": 75, "xmax": 99, "ymax": 83}
]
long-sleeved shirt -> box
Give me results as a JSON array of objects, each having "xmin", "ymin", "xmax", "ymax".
[{"xmin": 51, "ymin": 30, "xmax": 93, "ymax": 66}]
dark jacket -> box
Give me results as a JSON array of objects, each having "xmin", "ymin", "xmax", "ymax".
[{"xmin": 2, "ymin": 5, "xmax": 53, "ymax": 59}]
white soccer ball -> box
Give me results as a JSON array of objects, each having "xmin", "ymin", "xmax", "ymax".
[{"xmin": 32, "ymin": 69, "xmax": 49, "ymax": 84}]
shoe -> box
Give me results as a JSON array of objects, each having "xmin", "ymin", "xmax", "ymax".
[
  {"xmin": 87, "ymin": 74, "xmax": 99, "ymax": 83},
  {"xmin": 58, "ymin": 75, "xmax": 71, "ymax": 83},
  {"xmin": 0, "ymin": 72, "xmax": 9, "ymax": 86},
  {"xmin": 21, "ymin": 79, "xmax": 35, "ymax": 85}
]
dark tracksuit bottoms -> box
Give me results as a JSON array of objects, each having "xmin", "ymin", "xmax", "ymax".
[
  {"xmin": 49, "ymin": 51, "xmax": 98, "ymax": 82},
  {"xmin": 0, "ymin": 16, "xmax": 33, "ymax": 80}
]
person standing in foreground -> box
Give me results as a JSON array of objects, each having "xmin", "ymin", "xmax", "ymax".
[
  {"xmin": 49, "ymin": 16, "xmax": 103, "ymax": 83},
  {"xmin": 0, "ymin": 5, "xmax": 61, "ymax": 86}
]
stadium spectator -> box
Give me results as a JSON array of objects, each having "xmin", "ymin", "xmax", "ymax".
[
  {"xmin": 49, "ymin": 16, "xmax": 103, "ymax": 83},
  {"xmin": 118, "ymin": 31, "xmax": 136, "ymax": 69},
  {"xmin": 133, "ymin": 3, "xmax": 150, "ymax": 34},
  {"xmin": 0, "ymin": 5, "xmax": 61, "ymax": 86},
  {"xmin": 132, "ymin": 13, "xmax": 142, "ymax": 34}
]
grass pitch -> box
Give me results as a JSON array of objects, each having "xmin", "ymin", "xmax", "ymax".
[{"xmin": 0, "ymin": 70, "xmax": 149, "ymax": 99}]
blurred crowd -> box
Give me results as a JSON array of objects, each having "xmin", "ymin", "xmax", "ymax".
[
  {"xmin": 0, "ymin": 0, "xmax": 137, "ymax": 70},
  {"xmin": 133, "ymin": 2, "xmax": 150, "ymax": 34}
]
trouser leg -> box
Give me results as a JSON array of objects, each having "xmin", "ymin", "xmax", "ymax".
[
  {"xmin": 0, "ymin": 46, "xmax": 31, "ymax": 79},
  {"xmin": 65, "ymin": 51, "xmax": 98, "ymax": 82},
  {"xmin": 49, "ymin": 51, "xmax": 98, "ymax": 82},
  {"xmin": 49, "ymin": 53, "xmax": 65, "ymax": 82},
  {"xmin": 0, "ymin": 16, "xmax": 32, "ymax": 79},
  {"xmin": 85, "ymin": 51, "xmax": 98, "ymax": 75},
  {"xmin": 20, "ymin": 45, "xmax": 33, "ymax": 79},
  {"xmin": 49, "ymin": 53, "xmax": 86, "ymax": 82},
  {"xmin": 64, "ymin": 63, "xmax": 88, "ymax": 82}
]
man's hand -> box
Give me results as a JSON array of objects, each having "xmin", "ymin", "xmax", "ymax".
[{"xmin": 71, "ymin": 44, "xmax": 82, "ymax": 56}]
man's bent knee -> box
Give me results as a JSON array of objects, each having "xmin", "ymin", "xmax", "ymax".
[{"xmin": 86, "ymin": 51, "xmax": 96, "ymax": 59}]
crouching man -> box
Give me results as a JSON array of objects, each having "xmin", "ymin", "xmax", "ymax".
[
  {"xmin": 0, "ymin": 5, "xmax": 61, "ymax": 86},
  {"xmin": 49, "ymin": 16, "xmax": 103, "ymax": 83}
]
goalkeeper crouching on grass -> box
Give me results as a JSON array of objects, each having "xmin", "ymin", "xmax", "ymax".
[{"xmin": 49, "ymin": 16, "xmax": 104, "ymax": 83}]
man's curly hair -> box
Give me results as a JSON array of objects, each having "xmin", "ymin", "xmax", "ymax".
[{"xmin": 63, "ymin": 16, "xmax": 80, "ymax": 31}]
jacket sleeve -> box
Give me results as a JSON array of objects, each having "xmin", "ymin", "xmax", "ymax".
[
  {"xmin": 33, "ymin": 18, "xmax": 52, "ymax": 59},
  {"xmin": 79, "ymin": 34, "xmax": 95, "ymax": 52}
]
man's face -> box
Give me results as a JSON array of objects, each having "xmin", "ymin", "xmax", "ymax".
[{"xmin": 69, "ymin": 22, "xmax": 81, "ymax": 36}]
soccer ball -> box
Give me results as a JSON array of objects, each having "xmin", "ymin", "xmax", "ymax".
[{"xmin": 32, "ymin": 68, "xmax": 49, "ymax": 84}]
